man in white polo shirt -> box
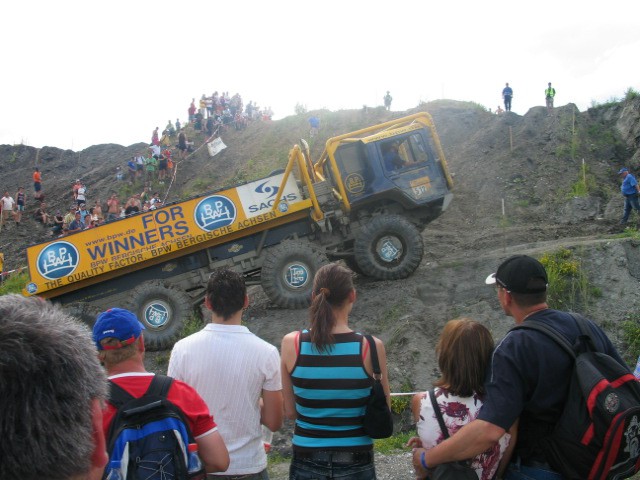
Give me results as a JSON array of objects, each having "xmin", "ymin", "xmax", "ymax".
[{"xmin": 168, "ymin": 269, "xmax": 283, "ymax": 479}]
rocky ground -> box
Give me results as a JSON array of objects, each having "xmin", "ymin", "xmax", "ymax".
[{"xmin": 2, "ymin": 97, "xmax": 640, "ymax": 477}]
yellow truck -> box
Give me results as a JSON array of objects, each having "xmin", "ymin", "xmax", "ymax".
[{"xmin": 24, "ymin": 113, "xmax": 453, "ymax": 349}]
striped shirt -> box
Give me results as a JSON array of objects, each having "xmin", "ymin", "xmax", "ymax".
[{"xmin": 291, "ymin": 330, "xmax": 373, "ymax": 451}]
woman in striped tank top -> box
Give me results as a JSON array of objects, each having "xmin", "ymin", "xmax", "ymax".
[{"xmin": 281, "ymin": 263, "xmax": 391, "ymax": 479}]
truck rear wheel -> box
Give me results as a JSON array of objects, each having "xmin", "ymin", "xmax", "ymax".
[
  {"xmin": 261, "ymin": 241, "xmax": 328, "ymax": 309},
  {"xmin": 127, "ymin": 282, "xmax": 192, "ymax": 351},
  {"xmin": 354, "ymin": 214, "xmax": 423, "ymax": 280}
]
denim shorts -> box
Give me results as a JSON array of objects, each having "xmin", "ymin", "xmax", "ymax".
[{"xmin": 289, "ymin": 451, "xmax": 376, "ymax": 480}]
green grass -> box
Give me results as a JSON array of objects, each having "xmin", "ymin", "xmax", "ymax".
[
  {"xmin": 611, "ymin": 225, "xmax": 640, "ymax": 239},
  {"xmin": 621, "ymin": 314, "xmax": 640, "ymax": 366},
  {"xmin": 179, "ymin": 313, "xmax": 204, "ymax": 339},
  {"xmin": 0, "ymin": 271, "xmax": 29, "ymax": 295},
  {"xmin": 539, "ymin": 248, "xmax": 592, "ymax": 311},
  {"xmin": 374, "ymin": 429, "xmax": 417, "ymax": 454}
]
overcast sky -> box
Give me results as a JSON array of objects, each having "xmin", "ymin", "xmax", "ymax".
[{"xmin": 1, "ymin": 0, "xmax": 638, "ymax": 151}]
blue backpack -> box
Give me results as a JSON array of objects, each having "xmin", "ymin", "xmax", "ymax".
[{"xmin": 105, "ymin": 374, "xmax": 204, "ymax": 480}]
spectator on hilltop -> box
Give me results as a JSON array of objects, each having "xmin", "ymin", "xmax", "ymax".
[
  {"xmin": 33, "ymin": 167, "xmax": 42, "ymax": 194},
  {"xmin": 145, "ymin": 155, "xmax": 158, "ymax": 183},
  {"xmin": 72, "ymin": 179, "xmax": 82, "ymax": 201},
  {"xmin": 1, "ymin": 191, "xmax": 16, "ymax": 228},
  {"xmin": 166, "ymin": 120, "xmax": 175, "ymax": 136},
  {"xmin": 188, "ymin": 98, "xmax": 196, "ymax": 123},
  {"xmin": 52, "ymin": 210, "xmax": 64, "ymax": 235},
  {"xmin": 15, "ymin": 186, "xmax": 26, "ymax": 226},
  {"xmin": 34, "ymin": 202, "xmax": 50, "ymax": 226},
  {"xmin": 67, "ymin": 211, "xmax": 84, "ymax": 234},
  {"xmin": 124, "ymin": 194, "xmax": 141, "ymax": 216},
  {"xmin": 502, "ymin": 82, "xmax": 513, "ymax": 112},
  {"xmin": 309, "ymin": 115, "xmax": 320, "ymax": 137},
  {"xmin": 140, "ymin": 185, "xmax": 151, "ymax": 204},
  {"xmin": 93, "ymin": 199, "xmax": 104, "ymax": 223},
  {"xmin": 127, "ymin": 157, "xmax": 137, "ymax": 183},
  {"xmin": 106, "ymin": 193, "xmax": 120, "ymax": 222},
  {"xmin": 384, "ymin": 90, "xmax": 393, "ymax": 110},
  {"xmin": 135, "ymin": 153, "xmax": 145, "ymax": 179},
  {"xmin": 176, "ymin": 118, "xmax": 181, "ymax": 131},
  {"xmin": 151, "ymin": 126, "xmax": 160, "ymax": 146},
  {"xmin": 78, "ymin": 203, "xmax": 90, "ymax": 224},
  {"xmin": 178, "ymin": 131, "xmax": 188, "ymax": 160},
  {"xmin": 76, "ymin": 182, "xmax": 87, "ymax": 207},
  {"xmin": 63, "ymin": 205, "xmax": 77, "ymax": 228}
]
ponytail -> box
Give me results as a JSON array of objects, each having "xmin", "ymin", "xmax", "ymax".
[{"xmin": 308, "ymin": 264, "xmax": 354, "ymax": 352}]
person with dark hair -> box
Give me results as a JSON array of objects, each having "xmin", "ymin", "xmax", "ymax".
[
  {"xmin": 33, "ymin": 167, "xmax": 42, "ymax": 193},
  {"xmin": 178, "ymin": 131, "xmax": 188, "ymax": 159},
  {"xmin": 408, "ymin": 318, "xmax": 514, "ymax": 480},
  {"xmin": 281, "ymin": 263, "xmax": 391, "ymax": 480},
  {"xmin": 168, "ymin": 269, "xmax": 283, "ymax": 479},
  {"xmin": 418, "ymin": 255, "xmax": 628, "ymax": 480},
  {"xmin": 0, "ymin": 294, "xmax": 108, "ymax": 480},
  {"xmin": 94, "ymin": 308, "xmax": 229, "ymax": 475},
  {"xmin": 502, "ymin": 83, "xmax": 513, "ymax": 112}
]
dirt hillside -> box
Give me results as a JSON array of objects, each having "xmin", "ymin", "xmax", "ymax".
[{"xmin": 1, "ymin": 98, "xmax": 639, "ymax": 389}]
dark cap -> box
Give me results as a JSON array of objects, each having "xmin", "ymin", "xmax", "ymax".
[
  {"xmin": 618, "ymin": 167, "xmax": 629, "ymax": 174},
  {"xmin": 485, "ymin": 255, "xmax": 548, "ymax": 293}
]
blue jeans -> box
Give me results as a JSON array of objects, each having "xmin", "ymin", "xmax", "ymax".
[
  {"xmin": 213, "ymin": 469, "xmax": 269, "ymax": 480},
  {"xmin": 505, "ymin": 462, "xmax": 563, "ymax": 480},
  {"xmin": 622, "ymin": 193, "xmax": 640, "ymax": 223},
  {"xmin": 289, "ymin": 457, "xmax": 376, "ymax": 479}
]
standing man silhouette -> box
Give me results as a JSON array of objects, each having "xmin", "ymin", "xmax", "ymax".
[
  {"xmin": 545, "ymin": 82, "xmax": 556, "ymax": 112},
  {"xmin": 502, "ymin": 83, "xmax": 513, "ymax": 112}
]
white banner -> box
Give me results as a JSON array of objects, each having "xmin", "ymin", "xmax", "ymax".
[
  {"xmin": 236, "ymin": 173, "xmax": 302, "ymax": 218},
  {"xmin": 207, "ymin": 137, "xmax": 227, "ymax": 157}
]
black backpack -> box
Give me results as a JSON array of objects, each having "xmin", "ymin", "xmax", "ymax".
[
  {"xmin": 513, "ymin": 314, "xmax": 640, "ymax": 479},
  {"xmin": 105, "ymin": 374, "xmax": 205, "ymax": 480}
]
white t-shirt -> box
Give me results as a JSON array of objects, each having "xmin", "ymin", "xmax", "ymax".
[
  {"xmin": 416, "ymin": 388, "xmax": 511, "ymax": 480},
  {"xmin": 1, "ymin": 196, "xmax": 15, "ymax": 211},
  {"xmin": 77, "ymin": 187, "xmax": 86, "ymax": 202},
  {"xmin": 168, "ymin": 323, "xmax": 281, "ymax": 475}
]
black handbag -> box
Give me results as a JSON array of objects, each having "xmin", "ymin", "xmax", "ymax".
[
  {"xmin": 362, "ymin": 334, "xmax": 393, "ymax": 439},
  {"xmin": 428, "ymin": 389, "xmax": 478, "ymax": 480}
]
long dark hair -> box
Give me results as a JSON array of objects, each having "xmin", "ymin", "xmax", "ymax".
[{"xmin": 309, "ymin": 263, "xmax": 354, "ymax": 352}]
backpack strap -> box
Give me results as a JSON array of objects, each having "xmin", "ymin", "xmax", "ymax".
[
  {"xmin": 146, "ymin": 374, "xmax": 173, "ymax": 398},
  {"xmin": 429, "ymin": 389, "xmax": 450, "ymax": 439},
  {"xmin": 364, "ymin": 335, "xmax": 381, "ymax": 377},
  {"xmin": 108, "ymin": 374, "xmax": 173, "ymax": 410},
  {"xmin": 567, "ymin": 312, "xmax": 598, "ymax": 352},
  {"xmin": 512, "ymin": 319, "xmax": 576, "ymax": 359}
]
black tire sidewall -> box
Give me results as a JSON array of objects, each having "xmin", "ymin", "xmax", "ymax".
[
  {"xmin": 354, "ymin": 215, "xmax": 423, "ymax": 280},
  {"xmin": 261, "ymin": 242, "xmax": 327, "ymax": 309},
  {"xmin": 129, "ymin": 283, "xmax": 191, "ymax": 350}
]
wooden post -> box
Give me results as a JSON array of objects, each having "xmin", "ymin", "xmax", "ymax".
[{"xmin": 509, "ymin": 126, "xmax": 513, "ymax": 152}]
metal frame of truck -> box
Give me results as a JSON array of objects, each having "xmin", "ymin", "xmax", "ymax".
[{"xmin": 23, "ymin": 112, "xmax": 452, "ymax": 349}]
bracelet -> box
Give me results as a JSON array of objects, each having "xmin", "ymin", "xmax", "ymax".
[{"xmin": 420, "ymin": 451, "xmax": 428, "ymax": 470}]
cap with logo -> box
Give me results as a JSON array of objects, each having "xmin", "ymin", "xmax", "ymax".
[
  {"xmin": 92, "ymin": 307, "xmax": 146, "ymax": 351},
  {"xmin": 485, "ymin": 255, "xmax": 548, "ymax": 293}
]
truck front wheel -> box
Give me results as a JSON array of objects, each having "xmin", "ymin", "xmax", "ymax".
[
  {"xmin": 261, "ymin": 241, "xmax": 328, "ymax": 309},
  {"xmin": 127, "ymin": 282, "xmax": 192, "ymax": 351},
  {"xmin": 354, "ymin": 214, "xmax": 424, "ymax": 280}
]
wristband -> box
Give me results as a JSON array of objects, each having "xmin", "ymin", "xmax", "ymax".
[{"xmin": 420, "ymin": 451, "xmax": 428, "ymax": 470}]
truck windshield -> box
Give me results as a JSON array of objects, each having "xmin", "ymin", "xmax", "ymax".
[{"xmin": 381, "ymin": 132, "xmax": 434, "ymax": 172}]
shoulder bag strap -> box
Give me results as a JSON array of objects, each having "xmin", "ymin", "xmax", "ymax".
[
  {"xmin": 364, "ymin": 334, "xmax": 381, "ymax": 376},
  {"xmin": 429, "ymin": 389, "xmax": 450, "ymax": 439}
]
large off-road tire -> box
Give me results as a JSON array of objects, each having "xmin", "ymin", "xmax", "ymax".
[
  {"xmin": 261, "ymin": 241, "xmax": 328, "ymax": 309},
  {"xmin": 353, "ymin": 214, "xmax": 424, "ymax": 280},
  {"xmin": 127, "ymin": 282, "xmax": 192, "ymax": 351},
  {"xmin": 343, "ymin": 256, "xmax": 365, "ymax": 275}
]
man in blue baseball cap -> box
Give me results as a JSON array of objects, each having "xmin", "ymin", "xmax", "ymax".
[
  {"xmin": 618, "ymin": 167, "xmax": 640, "ymax": 225},
  {"xmin": 92, "ymin": 308, "xmax": 229, "ymax": 475}
]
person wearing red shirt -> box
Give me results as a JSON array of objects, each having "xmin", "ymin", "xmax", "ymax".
[{"xmin": 93, "ymin": 308, "xmax": 229, "ymax": 474}]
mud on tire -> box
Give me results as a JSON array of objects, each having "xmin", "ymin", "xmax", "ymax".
[
  {"xmin": 261, "ymin": 241, "xmax": 328, "ymax": 309},
  {"xmin": 353, "ymin": 214, "xmax": 423, "ymax": 280},
  {"xmin": 127, "ymin": 282, "xmax": 192, "ymax": 351}
]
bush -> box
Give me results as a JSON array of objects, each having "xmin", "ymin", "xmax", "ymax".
[{"xmin": 0, "ymin": 271, "xmax": 29, "ymax": 295}]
